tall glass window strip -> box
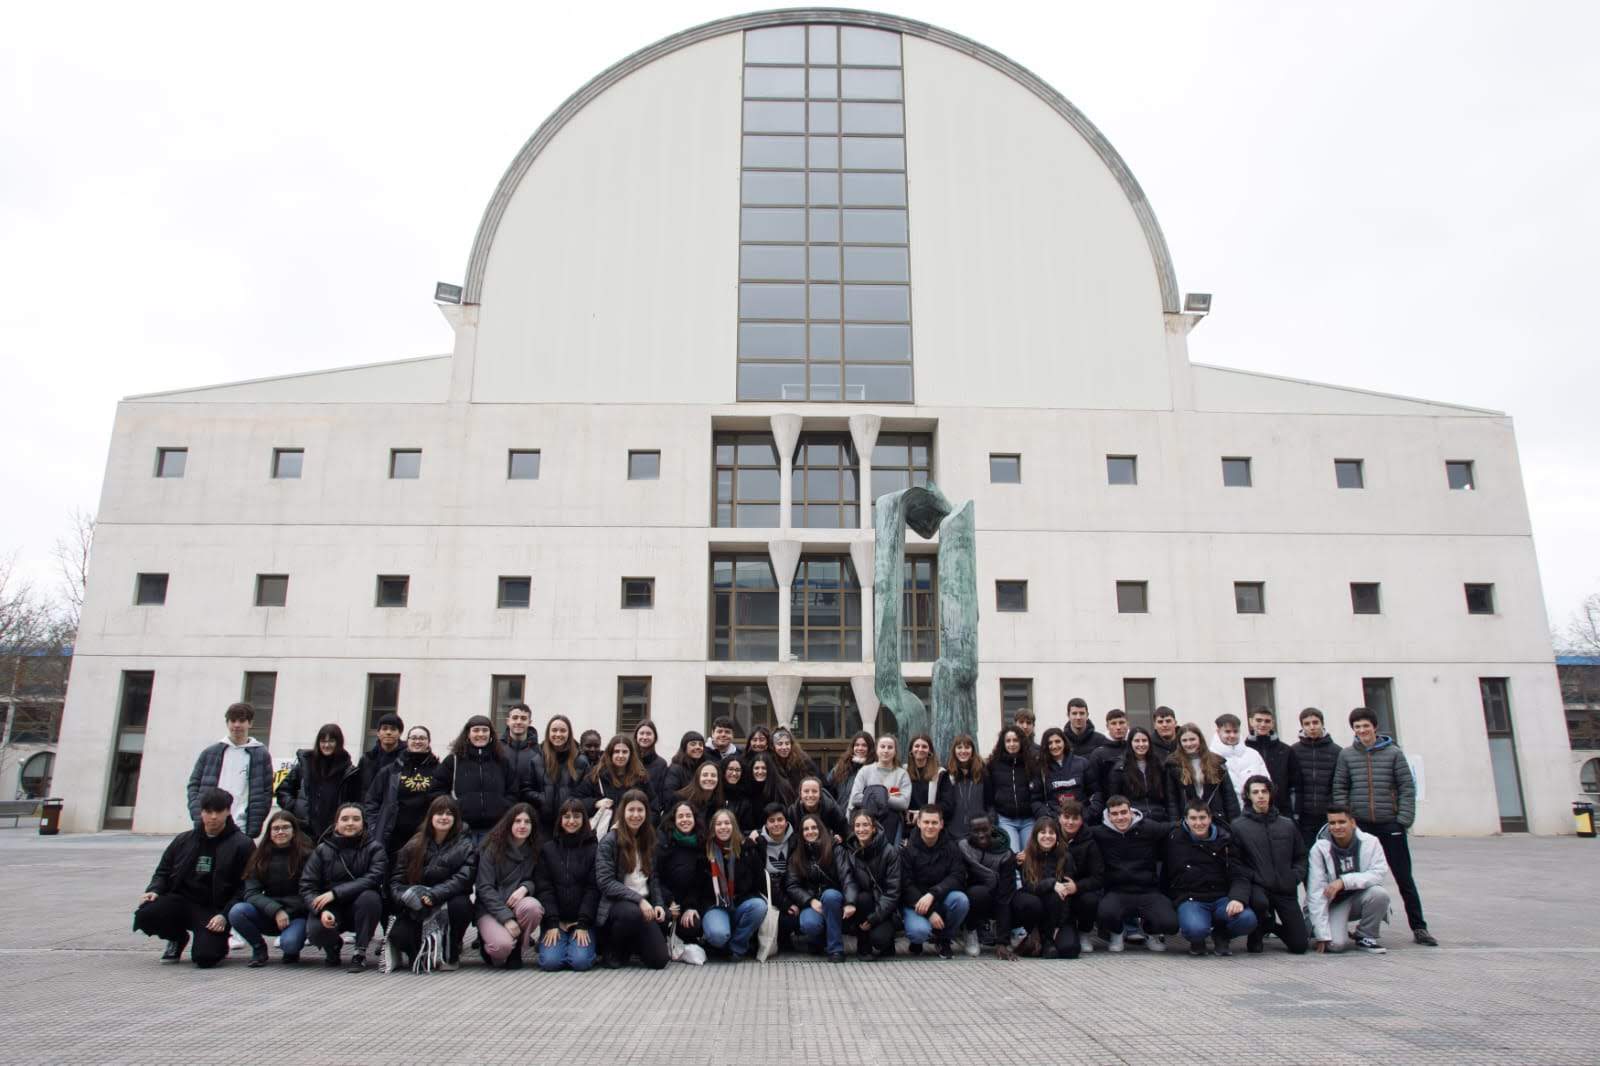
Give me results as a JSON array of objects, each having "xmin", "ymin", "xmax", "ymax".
[
  {"xmin": 792, "ymin": 433, "xmax": 859, "ymax": 528},
  {"xmin": 710, "ymin": 554, "xmax": 780, "ymax": 661},
  {"xmin": 792, "ymin": 555, "xmax": 863, "ymax": 661},
  {"xmin": 738, "ymin": 24, "xmax": 913, "ymax": 402},
  {"xmin": 901, "ymin": 555, "xmax": 937, "ymax": 661},
  {"xmin": 707, "ymin": 681, "xmax": 777, "ymax": 737},
  {"xmin": 713, "ymin": 431, "xmax": 781, "ymax": 528}
]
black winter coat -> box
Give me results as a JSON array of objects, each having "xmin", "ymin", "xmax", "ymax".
[
  {"xmin": 1291, "ymin": 734, "xmax": 1342, "ymax": 826},
  {"xmin": 355, "ymin": 741, "xmax": 404, "ymax": 801},
  {"xmin": 1061, "ymin": 828, "xmax": 1105, "ymax": 897},
  {"xmin": 300, "ymin": 832, "xmax": 389, "ymax": 907},
  {"xmin": 958, "ymin": 834, "xmax": 1016, "ymax": 932},
  {"xmin": 1091, "ymin": 812, "xmax": 1170, "ymax": 894},
  {"xmin": 662, "ymin": 757, "xmax": 706, "ymax": 805},
  {"xmin": 638, "ymin": 751, "xmax": 671, "ymax": 808},
  {"xmin": 1064, "ymin": 724, "xmax": 1106, "ymax": 758},
  {"xmin": 1245, "ymin": 734, "xmax": 1301, "ymax": 817},
  {"xmin": 943, "ymin": 773, "xmax": 990, "ymax": 836},
  {"xmin": 987, "ymin": 753, "xmax": 1043, "ymax": 820},
  {"xmin": 1084, "ymin": 739, "xmax": 1128, "ymax": 804},
  {"xmin": 1106, "ymin": 755, "xmax": 1168, "ymax": 822},
  {"xmin": 1164, "ymin": 763, "xmax": 1241, "ymax": 825},
  {"xmin": 845, "ymin": 831, "xmax": 902, "ymax": 926},
  {"xmin": 784, "ymin": 843, "xmax": 858, "ymax": 909},
  {"xmin": 540, "ymin": 749, "xmax": 591, "ymax": 834},
  {"xmin": 365, "ymin": 750, "xmax": 441, "ymax": 852},
  {"xmin": 899, "ymin": 831, "xmax": 968, "ymax": 901},
  {"xmin": 656, "ymin": 835, "xmax": 710, "ymax": 915},
  {"xmin": 475, "ymin": 840, "xmax": 538, "ymax": 924},
  {"xmin": 146, "ymin": 820, "xmax": 254, "ymax": 913},
  {"xmin": 576, "ymin": 770, "xmax": 656, "ymax": 821},
  {"xmin": 242, "ymin": 846, "xmax": 309, "ymax": 919},
  {"xmin": 1040, "ymin": 754, "xmax": 1092, "ymax": 818},
  {"xmin": 788, "ymin": 790, "xmax": 849, "ymax": 839},
  {"xmin": 1020, "ymin": 843, "xmax": 1078, "ymax": 900},
  {"xmin": 275, "ymin": 749, "xmax": 360, "ymax": 841},
  {"xmin": 1162, "ymin": 823, "xmax": 1252, "ymax": 905},
  {"xmin": 705, "ymin": 839, "xmax": 767, "ymax": 909},
  {"xmin": 1229, "ymin": 809, "xmax": 1307, "ymax": 896},
  {"xmin": 502, "ymin": 735, "xmax": 547, "ymax": 813},
  {"xmin": 535, "ymin": 833, "xmax": 599, "ymax": 930},
  {"xmin": 433, "ymin": 746, "xmax": 518, "ymax": 832},
  {"xmin": 390, "ymin": 833, "xmax": 477, "ymax": 902},
  {"xmin": 830, "ymin": 760, "xmax": 869, "ymax": 808},
  {"xmin": 594, "ymin": 831, "xmax": 665, "ymax": 927}
]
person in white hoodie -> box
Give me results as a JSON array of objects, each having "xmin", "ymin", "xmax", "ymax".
[
  {"xmin": 1210, "ymin": 714, "xmax": 1269, "ymax": 807},
  {"xmin": 1308, "ymin": 806, "xmax": 1392, "ymax": 953},
  {"xmin": 187, "ymin": 702, "xmax": 273, "ymax": 838}
]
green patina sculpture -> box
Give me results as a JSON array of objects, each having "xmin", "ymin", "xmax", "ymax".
[{"xmin": 873, "ymin": 484, "xmax": 978, "ymax": 758}]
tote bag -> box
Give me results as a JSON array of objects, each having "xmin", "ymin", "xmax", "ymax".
[{"xmin": 756, "ymin": 869, "xmax": 780, "ymax": 962}]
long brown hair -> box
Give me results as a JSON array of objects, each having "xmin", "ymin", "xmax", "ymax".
[
  {"xmin": 399, "ymin": 795, "xmax": 463, "ymax": 885},
  {"xmin": 482, "ymin": 802, "xmax": 538, "ymax": 865},
  {"xmin": 541, "ymin": 714, "xmax": 579, "ymax": 781},
  {"xmin": 1020, "ymin": 816, "xmax": 1066, "ymax": 884},
  {"xmin": 905, "ymin": 733, "xmax": 940, "ymax": 783},
  {"xmin": 1120, "ymin": 727, "xmax": 1166, "ymax": 802},
  {"xmin": 611, "ymin": 788, "xmax": 656, "ymax": 878},
  {"xmin": 1169, "ymin": 723, "xmax": 1227, "ymax": 786},
  {"xmin": 705, "ymin": 807, "xmax": 744, "ymax": 860},
  {"xmin": 590, "ymin": 735, "xmax": 648, "ymax": 789},
  {"xmin": 945, "ymin": 733, "xmax": 986, "ymax": 781},
  {"xmin": 243, "ymin": 809, "xmax": 313, "ymax": 881},
  {"xmin": 675, "ymin": 760, "xmax": 724, "ymax": 812},
  {"xmin": 770, "ymin": 727, "xmax": 813, "ymax": 782},
  {"xmin": 788, "ymin": 812, "xmax": 834, "ymax": 882},
  {"xmin": 831, "ymin": 731, "xmax": 875, "ymax": 787},
  {"xmin": 988, "ymin": 725, "xmax": 1037, "ymax": 776}
]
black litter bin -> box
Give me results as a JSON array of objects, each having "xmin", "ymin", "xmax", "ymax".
[
  {"xmin": 38, "ymin": 798, "xmax": 63, "ymax": 836},
  {"xmin": 1574, "ymin": 802, "xmax": 1596, "ymax": 838}
]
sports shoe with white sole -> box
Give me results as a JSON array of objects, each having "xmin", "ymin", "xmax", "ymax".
[
  {"xmin": 1079, "ymin": 936, "xmax": 1095, "ymax": 954},
  {"xmin": 1355, "ymin": 936, "xmax": 1387, "ymax": 954},
  {"xmin": 1107, "ymin": 932, "xmax": 1125, "ymax": 953},
  {"xmin": 963, "ymin": 930, "xmax": 980, "ymax": 958},
  {"xmin": 1146, "ymin": 935, "xmax": 1166, "ymax": 953}
]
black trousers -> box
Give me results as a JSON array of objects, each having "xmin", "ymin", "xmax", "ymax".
[
  {"xmin": 309, "ymin": 889, "xmax": 382, "ymax": 954},
  {"xmin": 1248, "ymin": 887, "xmax": 1310, "ymax": 954},
  {"xmin": 847, "ymin": 893, "xmax": 897, "ymax": 955},
  {"xmin": 134, "ymin": 895, "xmax": 230, "ymax": 967},
  {"xmin": 1067, "ymin": 891, "xmax": 1102, "ymax": 932},
  {"xmin": 602, "ymin": 905, "xmax": 669, "ymax": 969},
  {"xmin": 1097, "ymin": 890, "xmax": 1179, "ymax": 937},
  {"xmin": 1012, "ymin": 892, "xmax": 1081, "ymax": 957},
  {"xmin": 965, "ymin": 884, "xmax": 1006, "ymax": 930},
  {"xmin": 1358, "ymin": 820, "xmax": 1426, "ymax": 931},
  {"xmin": 388, "ymin": 895, "xmax": 473, "ymax": 963}
]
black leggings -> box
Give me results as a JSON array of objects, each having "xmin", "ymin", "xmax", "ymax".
[
  {"xmin": 1012, "ymin": 891, "xmax": 1081, "ymax": 958},
  {"xmin": 847, "ymin": 894, "xmax": 898, "ymax": 955},
  {"xmin": 309, "ymin": 889, "xmax": 383, "ymax": 954},
  {"xmin": 133, "ymin": 895, "xmax": 230, "ymax": 967},
  {"xmin": 388, "ymin": 895, "xmax": 474, "ymax": 963},
  {"xmin": 1249, "ymin": 888, "xmax": 1310, "ymax": 954},
  {"xmin": 602, "ymin": 904, "xmax": 669, "ymax": 969}
]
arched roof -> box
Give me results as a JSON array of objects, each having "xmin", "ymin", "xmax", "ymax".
[{"xmin": 461, "ymin": 7, "xmax": 1180, "ymax": 312}]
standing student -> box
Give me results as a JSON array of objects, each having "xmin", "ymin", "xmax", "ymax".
[
  {"xmin": 1091, "ymin": 795, "xmax": 1178, "ymax": 952},
  {"xmin": 579, "ymin": 730, "xmax": 605, "ymax": 772},
  {"xmin": 785, "ymin": 813, "xmax": 856, "ymax": 962},
  {"xmin": 987, "ymin": 725, "xmax": 1042, "ymax": 854},
  {"xmin": 1012, "ymin": 708, "xmax": 1037, "ymax": 746},
  {"xmin": 1054, "ymin": 801, "xmax": 1105, "ymax": 949},
  {"xmin": 847, "ymin": 735, "xmax": 912, "ymax": 845},
  {"xmin": 594, "ymin": 790, "xmax": 669, "ymax": 969},
  {"xmin": 1231, "ymin": 776, "xmax": 1309, "ymax": 955},
  {"xmin": 657, "ymin": 802, "xmax": 708, "ymax": 948},
  {"xmin": 300, "ymin": 803, "xmax": 387, "ymax": 971},
  {"xmin": 1245, "ymin": 707, "xmax": 1302, "ymax": 818},
  {"xmin": 502, "ymin": 704, "xmax": 546, "ymax": 814},
  {"xmin": 1334, "ymin": 707, "xmax": 1436, "ymax": 945},
  {"xmin": 1165, "ymin": 724, "xmax": 1240, "ymax": 825},
  {"xmin": 275, "ymin": 723, "xmax": 360, "ymax": 843},
  {"xmin": 789, "ymin": 775, "xmax": 849, "ymax": 841},
  {"xmin": 1165, "ymin": 799, "xmax": 1257, "ymax": 956},
  {"xmin": 744, "ymin": 751, "xmax": 797, "ymax": 818},
  {"xmin": 1104, "ymin": 727, "xmax": 1167, "ymax": 823},
  {"xmin": 722, "ymin": 756, "xmax": 755, "ymax": 830},
  {"xmin": 1308, "ymin": 806, "xmax": 1393, "ymax": 954},
  {"xmin": 904, "ymin": 733, "xmax": 950, "ymax": 830},
  {"xmin": 365, "ymin": 726, "xmax": 441, "ymax": 864},
  {"xmin": 830, "ymin": 732, "xmax": 876, "ymax": 807},
  {"xmin": 230, "ymin": 810, "xmax": 313, "ymax": 967},
  {"xmin": 475, "ymin": 803, "xmax": 544, "ymax": 969},
  {"xmin": 1084, "ymin": 709, "xmax": 1130, "ymax": 807},
  {"xmin": 1211, "ymin": 714, "xmax": 1270, "ymax": 807},
  {"xmin": 579, "ymin": 735, "xmax": 654, "ymax": 825},
  {"xmin": 134, "ymin": 787, "xmax": 253, "ymax": 967},
  {"xmin": 701, "ymin": 807, "xmax": 768, "ymax": 960},
  {"xmin": 844, "ymin": 810, "xmax": 901, "ymax": 958},
  {"xmin": 673, "ymin": 761, "xmax": 726, "ymax": 826},
  {"xmin": 770, "ymin": 728, "xmax": 820, "ymax": 793},
  {"xmin": 1038, "ymin": 726, "xmax": 1091, "ymax": 819},
  {"xmin": 535, "ymin": 799, "xmax": 599, "ymax": 971},
  {"xmin": 743, "ymin": 726, "xmax": 773, "ymax": 764},
  {"xmin": 432, "ymin": 716, "xmax": 518, "ymax": 844},
  {"xmin": 957, "ymin": 813, "xmax": 1018, "ymax": 958},
  {"xmin": 661, "ymin": 730, "xmax": 708, "ymax": 801},
  {"xmin": 1063, "ymin": 698, "xmax": 1105, "ymax": 758},
  {"xmin": 1150, "ymin": 707, "xmax": 1180, "ymax": 760},
  {"xmin": 633, "ymin": 720, "xmax": 670, "ymax": 806},
  {"xmin": 1292, "ymin": 708, "xmax": 1342, "ymax": 856},
  {"xmin": 899, "ymin": 806, "xmax": 970, "ymax": 959},
  {"xmin": 187, "ymin": 702, "xmax": 273, "ymax": 839},
  {"xmin": 1014, "ymin": 816, "xmax": 1082, "ymax": 959},
  {"xmin": 943, "ymin": 734, "xmax": 989, "ymax": 836},
  {"xmin": 387, "ymin": 795, "xmax": 477, "ymax": 971},
  {"xmin": 356, "ymin": 713, "xmax": 406, "ymax": 799},
  {"xmin": 706, "ymin": 716, "xmax": 740, "ymax": 762},
  {"xmin": 539, "ymin": 715, "xmax": 591, "ymax": 836}
]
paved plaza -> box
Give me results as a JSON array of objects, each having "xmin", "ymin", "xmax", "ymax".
[{"xmin": 1, "ymin": 830, "xmax": 1597, "ymax": 1065}]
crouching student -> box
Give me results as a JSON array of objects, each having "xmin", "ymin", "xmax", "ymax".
[
  {"xmin": 534, "ymin": 799, "xmax": 599, "ymax": 971},
  {"xmin": 134, "ymin": 786, "xmax": 254, "ymax": 967},
  {"xmin": 657, "ymin": 801, "xmax": 709, "ymax": 948},
  {"xmin": 476, "ymin": 803, "xmax": 544, "ymax": 969},
  {"xmin": 1054, "ymin": 801, "xmax": 1105, "ymax": 950},
  {"xmin": 900, "ymin": 806, "xmax": 970, "ymax": 959},
  {"xmin": 387, "ymin": 795, "xmax": 477, "ymax": 971},
  {"xmin": 844, "ymin": 810, "xmax": 900, "ymax": 958},
  {"xmin": 229, "ymin": 809, "xmax": 313, "ymax": 966},
  {"xmin": 786, "ymin": 812, "xmax": 857, "ymax": 962},
  {"xmin": 1014, "ymin": 816, "xmax": 1083, "ymax": 958},
  {"xmin": 595, "ymin": 789, "xmax": 669, "ymax": 969},
  {"xmin": 1231, "ymin": 776, "xmax": 1309, "ymax": 954},
  {"xmin": 1309, "ymin": 806, "xmax": 1393, "ymax": 954},
  {"xmin": 300, "ymin": 802, "xmax": 387, "ymax": 972},
  {"xmin": 702, "ymin": 807, "xmax": 767, "ymax": 960},
  {"xmin": 957, "ymin": 814, "xmax": 1018, "ymax": 959},
  {"xmin": 1166, "ymin": 800, "xmax": 1256, "ymax": 956},
  {"xmin": 1091, "ymin": 795, "xmax": 1178, "ymax": 952}
]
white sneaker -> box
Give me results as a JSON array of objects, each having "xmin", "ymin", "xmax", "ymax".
[
  {"xmin": 1146, "ymin": 935, "xmax": 1167, "ymax": 953},
  {"xmin": 228, "ymin": 932, "xmax": 248, "ymax": 952},
  {"xmin": 963, "ymin": 930, "xmax": 980, "ymax": 958},
  {"xmin": 1355, "ymin": 936, "xmax": 1387, "ymax": 954},
  {"xmin": 1108, "ymin": 932, "xmax": 1125, "ymax": 953},
  {"xmin": 1079, "ymin": 936, "xmax": 1095, "ymax": 954}
]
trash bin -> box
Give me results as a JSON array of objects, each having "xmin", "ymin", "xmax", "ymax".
[
  {"xmin": 1574, "ymin": 802, "xmax": 1596, "ymax": 838},
  {"xmin": 38, "ymin": 799, "xmax": 63, "ymax": 836}
]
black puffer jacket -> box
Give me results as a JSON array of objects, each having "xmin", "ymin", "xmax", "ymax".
[
  {"xmin": 845, "ymin": 830, "xmax": 902, "ymax": 927},
  {"xmin": 1020, "ymin": 843, "xmax": 1077, "ymax": 899},
  {"xmin": 1245, "ymin": 734, "xmax": 1301, "ymax": 817},
  {"xmin": 987, "ymin": 752, "xmax": 1043, "ymax": 820},
  {"xmin": 433, "ymin": 745, "xmax": 518, "ymax": 832},
  {"xmin": 784, "ymin": 842, "xmax": 858, "ymax": 909},
  {"xmin": 300, "ymin": 831, "xmax": 389, "ymax": 906},
  {"xmin": 576, "ymin": 770, "xmax": 656, "ymax": 821},
  {"xmin": 390, "ymin": 833, "xmax": 477, "ymax": 902},
  {"xmin": 1291, "ymin": 734, "xmax": 1342, "ymax": 826},
  {"xmin": 1040, "ymin": 754, "xmax": 1091, "ymax": 818},
  {"xmin": 475, "ymin": 839, "xmax": 538, "ymax": 924},
  {"xmin": 1090, "ymin": 809, "xmax": 1169, "ymax": 894},
  {"xmin": 638, "ymin": 750, "xmax": 670, "ymax": 808},
  {"xmin": 275, "ymin": 749, "xmax": 361, "ymax": 842},
  {"xmin": 899, "ymin": 830, "xmax": 968, "ymax": 902},
  {"xmin": 1106, "ymin": 755, "xmax": 1167, "ymax": 822},
  {"xmin": 662, "ymin": 758, "xmax": 705, "ymax": 805},
  {"xmin": 146, "ymin": 819, "xmax": 254, "ymax": 912},
  {"xmin": 242, "ymin": 846, "xmax": 309, "ymax": 919},
  {"xmin": 540, "ymin": 749, "xmax": 591, "ymax": 834},
  {"xmin": 502, "ymin": 734, "xmax": 547, "ymax": 813},
  {"xmin": 535, "ymin": 832, "xmax": 599, "ymax": 931},
  {"xmin": 1061, "ymin": 827, "xmax": 1105, "ymax": 897},
  {"xmin": 356, "ymin": 741, "xmax": 404, "ymax": 800},
  {"xmin": 958, "ymin": 831, "xmax": 1016, "ymax": 932},
  {"xmin": 1230, "ymin": 809, "xmax": 1307, "ymax": 896},
  {"xmin": 788, "ymin": 790, "xmax": 849, "ymax": 839},
  {"xmin": 1064, "ymin": 724, "xmax": 1105, "ymax": 758},
  {"xmin": 705, "ymin": 839, "xmax": 767, "ymax": 909},
  {"xmin": 656, "ymin": 834, "xmax": 710, "ymax": 915},
  {"xmin": 1084, "ymin": 739, "xmax": 1127, "ymax": 803},
  {"xmin": 1162, "ymin": 822, "xmax": 1251, "ymax": 905},
  {"xmin": 1164, "ymin": 763, "xmax": 1240, "ymax": 825},
  {"xmin": 365, "ymin": 750, "xmax": 441, "ymax": 852},
  {"xmin": 943, "ymin": 772, "xmax": 989, "ymax": 835}
]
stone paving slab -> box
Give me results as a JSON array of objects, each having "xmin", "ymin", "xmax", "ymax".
[{"xmin": 1, "ymin": 831, "xmax": 1597, "ymax": 1065}]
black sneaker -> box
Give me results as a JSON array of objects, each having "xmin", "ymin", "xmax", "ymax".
[
  {"xmin": 856, "ymin": 938, "xmax": 873, "ymax": 958},
  {"xmin": 908, "ymin": 942, "xmax": 924, "ymax": 956},
  {"xmin": 1413, "ymin": 928, "xmax": 1438, "ymax": 947},
  {"xmin": 827, "ymin": 951, "xmax": 845, "ymax": 964},
  {"xmin": 160, "ymin": 935, "xmax": 188, "ymax": 963},
  {"xmin": 1212, "ymin": 937, "xmax": 1232, "ymax": 957},
  {"xmin": 936, "ymin": 940, "xmax": 954, "ymax": 959},
  {"xmin": 248, "ymin": 945, "xmax": 269, "ymax": 968},
  {"xmin": 281, "ymin": 953, "xmax": 301, "ymax": 965},
  {"xmin": 324, "ymin": 949, "xmax": 342, "ymax": 968},
  {"xmin": 346, "ymin": 952, "xmax": 368, "ymax": 973},
  {"xmin": 1187, "ymin": 940, "xmax": 1207, "ymax": 957},
  {"xmin": 1246, "ymin": 931, "xmax": 1264, "ymax": 954}
]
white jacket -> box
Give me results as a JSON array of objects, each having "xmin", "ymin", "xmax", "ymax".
[
  {"xmin": 1209, "ymin": 733, "xmax": 1269, "ymax": 804},
  {"xmin": 1306, "ymin": 824, "xmax": 1390, "ymax": 941}
]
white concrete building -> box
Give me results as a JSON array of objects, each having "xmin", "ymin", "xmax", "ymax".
[{"xmin": 52, "ymin": 10, "xmax": 1570, "ymax": 835}]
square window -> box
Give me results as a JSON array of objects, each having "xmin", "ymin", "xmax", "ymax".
[
  {"xmin": 1000, "ymin": 678, "xmax": 1033, "ymax": 717},
  {"xmin": 996, "ymin": 580, "xmax": 1028, "ymax": 612},
  {"xmin": 1116, "ymin": 581, "xmax": 1148, "ymax": 614},
  {"xmin": 254, "ymin": 574, "xmax": 288, "ymax": 607},
  {"xmin": 1244, "ymin": 678, "xmax": 1277, "ymax": 718},
  {"xmin": 135, "ymin": 572, "xmax": 168, "ymax": 606},
  {"xmin": 628, "ymin": 450, "xmax": 661, "ymax": 480},
  {"xmin": 1221, "ymin": 457, "xmax": 1252, "ymax": 487},
  {"xmin": 390, "ymin": 449, "xmax": 422, "ymax": 479},
  {"xmin": 1123, "ymin": 679, "xmax": 1156, "ymax": 727},
  {"xmin": 376, "ymin": 575, "xmax": 410, "ymax": 607},
  {"xmin": 508, "ymin": 450, "xmax": 541, "ymax": 479},
  {"xmin": 618, "ymin": 677, "xmax": 651, "ymax": 734},
  {"xmin": 365, "ymin": 674, "xmax": 401, "ymax": 738},
  {"xmin": 155, "ymin": 447, "xmax": 187, "ymax": 478},
  {"xmin": 1465, "ymin": 583, "xmax": 1495, "ymax": 615},
  {"xmin": 1351, "ymin": 582, "xmax": 1381, "ymax": 614},
  {"xmin": 498, "ymin": 576, "xmax": 532, "ymax": 609},
  {"xmin": 1446, "ymin": 460, "xmax": 1476, "ymax": 490},
  {"xmin": 622, "ymin": 577, "xmax": 655, "ymax": 609},
  {"xmin": 989, "ymin": 454, "xmax": 1021, "ymax": 483},
  {"xmin": 1234, "ymin": 581, "xmax": 1265, "ymax": 614},
  {"xmin": 271, "ymin": 448, "xmax": 303, "ymax": 479},
  {"xmin": 1107, "ymin": 455, "xmax": 1137, "ymax": 485},
  {"xmin": 1334, "ymin": 459, "xmax": 1364, "ymax": 489}
]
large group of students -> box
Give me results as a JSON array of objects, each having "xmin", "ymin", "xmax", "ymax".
[{"xmin": 135, "ymin": 697, "xmax": 1438, "ymax": 972}]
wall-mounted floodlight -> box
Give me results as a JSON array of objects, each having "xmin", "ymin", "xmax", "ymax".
[
  {"xmin": 434, "ymin": 282, "xmax": 464, "ymax": 304},
  {"xmin": 1183, "ymin": 292, "xmax": 1212, "ymax": 314}
]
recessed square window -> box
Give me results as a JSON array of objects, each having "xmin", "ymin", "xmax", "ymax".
[
  {"xmin": 1221, "ymin": 457, "xmax": 1252, "ymax": 487},
  {"xmin": 628, "ymin": 450, "xmax": 660, "ymax": 480},
  {"xmin": 508, "ymin": 450, "xmax": 541, "ymax": 480},
  {"xmin": 498, "ymin": 576, "xmax": 532, "ymax": 609},
  {"xmin": 1234, "ymin": 581, "xmax": 1266, "ymax": 614},
  {"xmin": 272, "ymin": 448, "xmax": 304, "ymax": 479},
  {"xmin": 376, "ymin": 575, "xmax": 410, "ymax": 607},
  {"xmin": 1107, "ymin": 455, "xmax": 1138, "ymax": 485},
  {"xmin": 1001, "ymin": 678, "xmax": 1033, "ymax": 717},
  {"xmin": 1465, "ymin": 583, "xmax": 1495, "ymax": 615},
  {"xmin": 989, "ymin": 454, "xmax": 1021, "ymax": 483},
  {"xmin": 1116, "ymin": 581, "xmax": 1148, "ymax": 614},
  {"xmin": 390, "ymin": 449, "xmax": 422, "ymax": 479},
  {"xmin": 135, "ymin": 573, "xmax": 168, "ymax": 606},
  {"xmin": 155, "ymin": 448, "xmax": 187, "ymax": 478},
  {"xmin": 1350, "ymin": 582, "xmax": 1381, "ymax": 614},
  {"xmin": 1446, "ymin": 461, "xmax": 1476, "ymax": 491},
  {"xmin": 254, "ymin": 574, "xmax": 288, "ymax": 607},
  {"xmin": 622, "ymin": 577, "xmax": 655, "ymax": 609},
  {"xmin": 996, "ymin": 580, "xmax": 1028, "ymax": 612},
  {"xmin": 1334, "ymin": 459, "xmax": 1364, "ymax": 489}
]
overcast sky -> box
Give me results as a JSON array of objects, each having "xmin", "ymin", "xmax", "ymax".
[{"xmin": 4, "ymin": 1, "xmax": 1597, "ymax": 635}]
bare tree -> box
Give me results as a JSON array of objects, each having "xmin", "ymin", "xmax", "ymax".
[
  {"xmin": 52, "ymin": 508, "xmax": 94, "ymax": 635},
  {"xmin": 1561, "ymin": 592, "xmax": 1600, "ymax": 658},
  {"xmin": 0, "ymin": 555, "xmax": 69, "ymax": 784}
]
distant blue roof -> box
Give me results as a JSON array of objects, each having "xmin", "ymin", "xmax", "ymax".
[{"xmin": 1558, "ymin": 656, "xmax": 1600, "ymax": 666}]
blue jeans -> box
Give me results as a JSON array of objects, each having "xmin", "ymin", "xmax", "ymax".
[
  {"xmin": 902, "ymin": 890, "xmax": 971, "ymax": 945},
  {"xmin": 996, "ymin": 816, "xmax": 1033, "ymax": 855},
  {"xmin": 797, "ymin": 889, "xmax": 845, "ymax": 955},
  {"xmin": 1178, "ymin": 898, "xmax": 1258, "ymax": 943},
  {"xmin": 537, "ymin": 928, "xmax": 597, "ymax": 971},
  {"xmin": 227, "ymin": 901, "xmax": 307, "ymax": 957},
  {"xmin": 702, "ymin": 897, "xmax": 768, "ymax": 957}
]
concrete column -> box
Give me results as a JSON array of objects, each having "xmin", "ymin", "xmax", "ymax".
[
  {"xmin": 849, "ymin": 538, "xmax": 876, "ymax": 665},
  {"xmin": 1163, "ymin": 311, "xmax": 1199, "ymax": 412},
  {"xmin": 848, "ymin": 413, "xmax": 882, "ymax": 528},
  {"xmin": 850, "ymin": 675, "xmax": 881, "ymax": 736},
  {"xmin": 771, "ymin": 414, "xmax": 802, "ymax": 532},
  {"xmin": 767, "ymin": 672, "xmax": 802, "ymax": 731},
  {"xmin": 769, "ymin": 540, "xmax": 801, "ymax": 664},
  {"xmin": 441, "ymin": 303, "xmax": 480, "ymax": 404}
]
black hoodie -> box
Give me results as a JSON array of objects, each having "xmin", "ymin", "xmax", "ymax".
[
  {"xmin": 147, "ymin": 818, "xmax": 253, "ymax": 913},
  {"xmin": 1064, "ymin": 723, "xmax": 1106, "ymax": 758},
  {"xmin": 1245, "ymin": 732, "xmax": 1301, "ymax": 817}
]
